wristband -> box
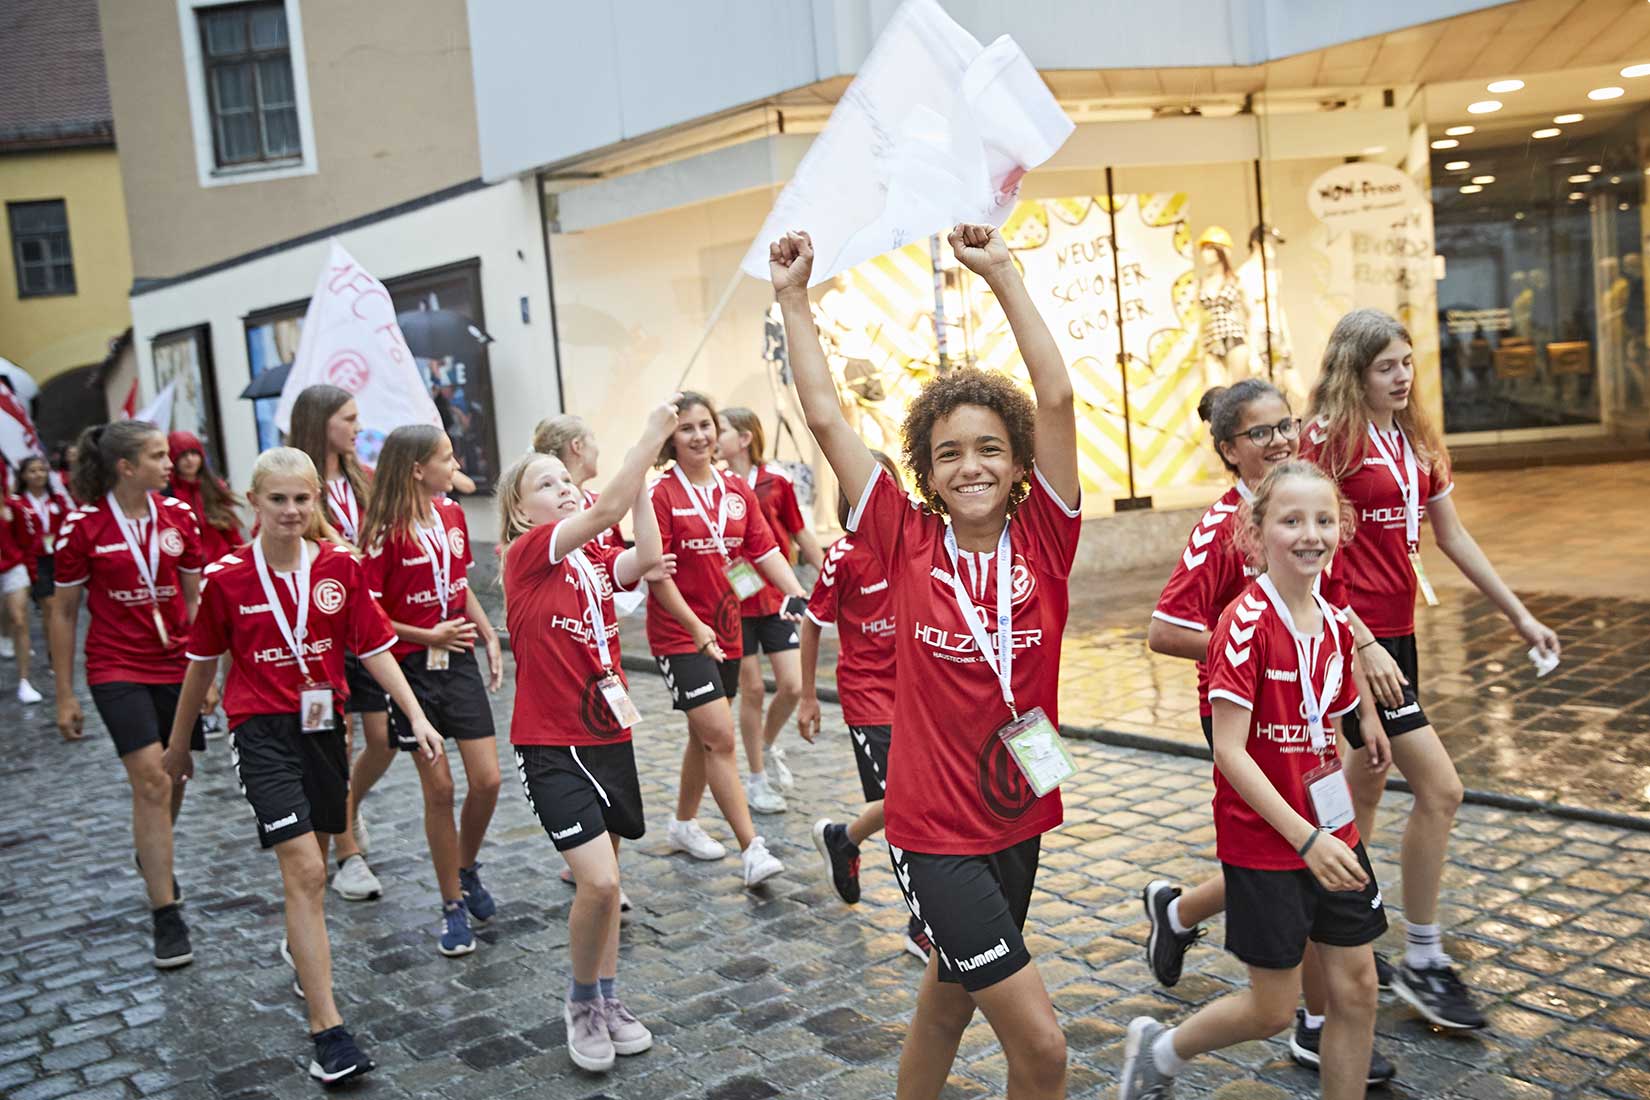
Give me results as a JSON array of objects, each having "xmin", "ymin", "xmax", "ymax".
[
  {"xmin": 1296, "ymin": 828, "xmax": 1324, "ymax": 857},
  {"xmin": 1357, "ymin": 640, "xmax": 1378, "ymax": 651}
]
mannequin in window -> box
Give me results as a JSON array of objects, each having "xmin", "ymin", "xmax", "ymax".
[
  {"xmin": 1197, "ymin": 226, "xmax": 1250, "ymax": 390},
  {"xmin": 1237, "ymin": 224, "xmax": 1303, "ymax": 406}
]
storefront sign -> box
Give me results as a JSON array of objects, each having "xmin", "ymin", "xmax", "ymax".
[
  {"xmin": 1445, "ymin": 308, "xmax": 1512, "ymax": 334},
  {"xmin": 1308, "ymin": 163, "xmax": 1419, "ymax": 231}
]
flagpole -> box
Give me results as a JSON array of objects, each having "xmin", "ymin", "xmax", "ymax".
[{"xmin": 676, "ymin": 266, "xmax": 747, "ymax": 390}]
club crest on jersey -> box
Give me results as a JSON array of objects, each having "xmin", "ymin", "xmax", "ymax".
[
  {"xmin": 724, "ymin": 493, "xmax": 747, "ymax": 521},
  {"xmin": 159, "ymin": 527, "xmax": 185, "ymax": 557},
  {"xmin": 977, "ymin": 728, "xmax": 1037, "ymax": 821},
  {"xmin": 312, "ymin": 578, "xmax": 346, "ymax": 615},
  {"xmin": 447, "ymin": 526, "xmax": 466, "ymax": 559}
]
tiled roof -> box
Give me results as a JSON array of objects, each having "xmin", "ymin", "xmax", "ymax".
[{"xmin": 0, "ymin": 0, "xmax": 113, "ymax": 149}]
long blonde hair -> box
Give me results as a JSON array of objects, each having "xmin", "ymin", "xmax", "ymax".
[
  {"xmin": 1307, "ymin": 309, "xmax": 1446, "ymax": 483},
  {"xmin": 359, "ymin": 425, "xmax": 445, "ymax": 548},
  {"xmin": 496, "ymin": 451, "xmax": 555, "ymax": 553},
  {"xmin": 249, "ymin": 447, "xmax": 334, "ymax": 544},
  {"xmin": 531, "ymin": 415, "xmax": 588, "ymax": 462}
]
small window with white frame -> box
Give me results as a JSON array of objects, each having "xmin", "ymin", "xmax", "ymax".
[{"xmin": 197, "ymin": 1, "xmax": 301, "ymax": 168}]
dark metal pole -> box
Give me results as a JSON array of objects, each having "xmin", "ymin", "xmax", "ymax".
[
  {"xmin": 1104, "ymin": 166, "xmax": 1141, "ymax": 504},
  {"xmin": 535, "ymin": 170, "xmax": 569, "ymax": 413}
]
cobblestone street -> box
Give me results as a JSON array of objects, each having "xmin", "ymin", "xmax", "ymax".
[{"xmin": 5, "ymin": 649, "xmax": 1650, "ymax": 1099}]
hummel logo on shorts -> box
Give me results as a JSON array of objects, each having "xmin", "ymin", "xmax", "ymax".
[
  {"xmin": 684, "ymin": 683, "xmax": 714, "ymax": 699},
  {"xmin": 262, "ymin": 812, "xmax": 298, "ymax": 833},
  {"xmin": 551, "ymin": 823, "xmax": 583, "ymax": 841}
]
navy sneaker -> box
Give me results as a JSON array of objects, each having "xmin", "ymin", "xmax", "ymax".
[
  {"xmin": 1393, "ymin": 961, "xmax": 1487, "ymax": 1030},
  {"xmin": 458, "ymin": 863, "xmax": 496, "ymax": 924},
  {"xmin": 811, "ymin": 819, "xmax": 861, "ymax": 905},
  {"xmin": 1142, "ymin": 880, "xmax": 1204, "ymax": 988},
  {"xmin": 309, "ymin": 1025, "xmax": 375, "ymax": 1085},
  {"xmin": 1287, "ymin": 1008, "xmax": 1397, "ymax": 1085},
  {"xmin": 438, "ymin": 899, "xmax": 475, "ymax": 957},
  {"xmin": 152, "ymin": 903, "xmax": 193, "ymax": 970}
]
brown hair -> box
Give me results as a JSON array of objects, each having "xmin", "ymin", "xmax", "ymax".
[
  {"xmin": 657, "ymin": 390, "xmax": 718, "ymax": 467},
  {"xmin": 531, "ymin": 414, "xmax": 589, "ymax": 461},
  {"xmin": 837, "ymin": 450, "xmax": 902, "ymax": 529},
  {"xmin": 1308, "ymin": 308, "xmax": 1447, "ymax": 483},
  {"xmin": 358, "ymin": 424, "xmax": 446, "ymax": 548},
  {"xmin": 718, "ymin": 407, "xmax": 766, "ymax": 465},
  {"xmin": 1232, "ymin": 459, "xmax": 1355, "ymax": 570},
  {"xmin": 71, "ymin": 421, "xmax": 162, "ymax": 502},
  {"xmin": 249, "ymin": 447, "xmax": 333, "ymax": 543},
  {"xmin": 287, "ymin": 384, "xmax": 370, "ymax": 531},
  {"xmin": 900, "ymin": 368, "xmax": 1035, "ymax": 515},
  {"xmin": 1207, "ymin": 378, "xmax": 1289, "ymax": 476}
]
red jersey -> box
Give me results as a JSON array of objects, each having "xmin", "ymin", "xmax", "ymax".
[
  {"xmin": 850, "ymin": 466, "xmax": 1081, "ymax": 855},
  {"xmin": 1301, "ymin": 421, "xmax": 1452, "ymax": 637},
  {"xmin": 363, "ymin": 495, "xmax": 474, "ymax": 660},
  {"xmin": 805, "ymin": 536, "xmax": 895, "ymax": 727},
  {"xmin": 186, "ymin": 542, "xmax": 395, "ymax": 728},
  {"xmin": 55, "ymin": 495, "xmax": 204, "ymax": 686},
  {"xmin": 1206, "ymin": 580, "xmax": 1362, "ymax": 870},
  {"xmin": 1, "ymin": 498, "xmax": 41, "ymax": 575},
  {"xmin": 166, "ymin": 478, "xmax": 243, "ymax": 564},
  {"xmin": 580, "ymin": 488, "xmax": 626, "ymax": 554},
  {"xmin": 324, "ymin": 469, "xmax": 374, "ymax": 546},
  {"xmin": 737, "ymin": 464, "xmax": 806, "ymax": 618},
  {"xmin": 1151, "ymin": 484, "xmax": 1257, "ymax": 717},
  {"xmin": 19, "ymin": 489, "xmax": 72, "ymax": 555},
  {"xmin": 645, "ymin": 467, "xmax": 780, "ymax": 659},
  {"xmin": 506, "ymin": 520, "xmax": 638, "ymax": 746}
]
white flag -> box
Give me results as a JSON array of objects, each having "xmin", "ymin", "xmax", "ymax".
[
  {"xmin": 0, "ymin": 387, "xmax": 42, "ymax": 467},
  {"xmin": 274, "ymin": 241, "xmax": 440, "ymax": 465},
  {"xmin": 740, "ymin": 0, "xmax": 1072, "ymax": 286},
  {"xmin": 133, "ymin": 380, "xmax": 176, "ymax": 431}
]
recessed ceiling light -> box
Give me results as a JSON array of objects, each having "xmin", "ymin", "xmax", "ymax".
[
  {"xmin": 1532, "ymin": 128, "xmax": 1562, "ymax": 139},
  {"xmin": 1569, "ymin": 191, "xmax": 1585, "ymax": 200},
  {"xmin": 1611, "ymin": 175, "xmax": 1623, "ymax": 184},
  {"xmin": 1467, "ymin": 100, "xmax": 1503, "ymax": 114},
  {"xmin": 1569, "ymin": 174, "xmax": 1593, "ymax": 183},
  {"xmin": 1622, "ymin": 202, "xmax": 1632, "ymax": 211},
  {"xmin": 1554, "ymin": 113, "xmax": 1584, "ymax": 124},
  {"xmin": 1444, "ymin": 160, "xmax": 1470, "ymax": 171},
  {"xmin": 1514, "ymin": 211, "xmax": 1526, "ymax": 220},
  {"xmin": 1460, "ymin": 185, "xmax": 1483, "ymax": 194},
  {"xmin": 1622, "ymin": 64, "xmax": 1650, "ymax": 78},
  {"xmin": 1431, "ymin": 138, "xmax": 1460, "ymax": 149},
  {"xmin": 1588, "ymin": 87, "xmax": 1625, "ymax": 100},
  {"xmin": 1361, "ymin": 145, "xmax": 1387, "ymax": 155},
  {"xmin": 1470, "ymin": 175, "xmax": 1495, "ymax": 184},
  {"xmin": 1487, "ymin": 79, "xmax": 1525, "ymax": 93},
  {"xmin": 1588, "ymin": 164, "xmax": 1603, "ymax": 173},
  {"xmin": 1445, "ymin": 125, "xmax": 1476, "ymax": 136}
]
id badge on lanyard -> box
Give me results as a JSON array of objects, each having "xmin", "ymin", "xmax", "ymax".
[
  {"xmin": 675, "ymin": 467, "xmax": 764, "ymax": 600},
  {"xmin": 1367, "ymin": 426, "xmax": 1438, "ymax": 606},
  {"xmin": 252, "ymin": 539, "xmax": 334, "ymax": 732},
  {"xmin": 1257, "ymin": 575, "xmax": 1350, "ymax": 827},
  {"xmin": 417, "ymin": 515, "xmax": 454, "ymax": 672},
  {"xmin": 569, "ymin": 548, "xmax": 641, "ymax": 729},
  {"xmin": 725, "ymin": 559, "xmax": 764, "ymax": 600},
  {"xmin": 1304, "ymin": 757, "xmax": 1355, "ymax": 830},
  {"xmin": 944, "ymin": 525, "xmax": 1077, "ymax": 795},
  {"xmin": 108, "ymin": 493, "xmax": 168, "ymax": 645}
]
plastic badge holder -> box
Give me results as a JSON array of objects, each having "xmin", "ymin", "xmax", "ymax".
[
  {"xmin": 1303, "ymin": 757, "xmax": 1355, "ymax": 830},
  {"xmin": 426, "ymin": 646, "xmax": 450, "ymax": 672},
  {"xmin": 300, "ymin": 685, "xmax": 335, "ymax": 732},
  {"xmin": 598, "ymin": 673, "xmax": 642, "ymax": 727},
  {"xmin": 724, "ymin": 559, "xmax": 765, "ymax": 600},
  {"xmin": 996, "ymin": 706, "xmax": 1077, "ymax": 798},
  {"xmin": 1408, "ymin": 550, "xmax": 1439, "ymax": 607}
]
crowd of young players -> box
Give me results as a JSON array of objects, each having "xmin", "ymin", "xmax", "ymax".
[{"xmin": 11, "ymin": 224, "xmax": 1558, "ymax": 1097}]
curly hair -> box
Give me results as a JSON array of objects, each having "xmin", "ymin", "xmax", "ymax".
[{"xmin": 900, "ymin": 368, "xmax": 1036, "ymax": 515}]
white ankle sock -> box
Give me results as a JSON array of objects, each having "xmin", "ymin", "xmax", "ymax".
[
  {"xmin": 1152, "ymin": 1028, "xmax": 1187, "ymax": 1076},
  {"xmin": 1167, "ymin": 897, "xmax": 1192, "ymax": 936},
  {"xmin": 1303, "ymin": 1012, "xmax": 1325, "ymax": 1030},
  {"xmin": 1405, "ymin": 922, "xmax": 1446, "ymax": 968}
]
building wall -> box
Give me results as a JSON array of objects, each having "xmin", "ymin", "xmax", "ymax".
[
  {"xmin": 0, "ymin": 146, "xmax": 133, "ymax": 383},
  {"xmin": 100, "ymin": 0, "xmax": 481, "ymax": 281},
  {"xmin": 127, "ymin": 178, "xmax": 551, "ymax": 537}
]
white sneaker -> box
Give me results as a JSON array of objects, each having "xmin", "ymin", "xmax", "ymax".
[
  {"xmin": 201, "ymin": 713, "xmax": 226, "ymax": 741},
  {"xmin": 332, "ymin": 855, "xmax": 382, "ymax": 901},
  {"xmin": 0, "ymin": 637, "xmax": 13, "ymax": 659},
  {"xmin": 16, "ymin": 679, "xmax": 41, "ymax": 705},
  {"xmin": 745, "ymin": 775, "xmax": 788, "ymax": 815},
  {"xmin": 741, "ymin": 836, "xmax": 784, "ymax": 888},
  {"xmin": 768, "ymin": 746, "xmax": 795, "ymax": 789},
  {"xmin": 352, "ymin": 807, "xmax": 371, "ymax": 854},
  {"xmin": 666, "ymin": 819, "xmax": 727, "ymax": 861}
]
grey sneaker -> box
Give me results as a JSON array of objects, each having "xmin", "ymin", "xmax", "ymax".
[
  {"xmin": 332, "ymin": 855, "xmax": 382, "ymax": 901},
  {"xmin": 768, "ymin": 745, "xmax": 795, "ymax": 789},
  {"xmin": 601, "ymin": 996, "xmax": 653, "ymax": 1056},
  {"xmin": 564, "ymin": 997, "xmax": 615, "ymax": 1072},
  {"xmin": 745, "ymin": 775, "xmax": 787, "ymax": 814},
  {"xmin": 1120, "ymin": 1017, "xmax": 1175, "ymax": 1099}
]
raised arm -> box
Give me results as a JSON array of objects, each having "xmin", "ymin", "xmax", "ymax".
[
  {"xmin": 557, "ymin": 398, "xmax": 681, "ymax": 557},
  {"xmin": 949, "ymin": 224, "xmax": 1078, "ymax": 508},
  {"xmin": 770, "ymin": 232, "xmax": 877, "ymax": 507},
  {"xmin": 614, "ymin": 479, "xmax": 663, "ymax": 590}
]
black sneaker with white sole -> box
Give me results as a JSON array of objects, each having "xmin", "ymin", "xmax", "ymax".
[
  {"xmin": 152, "ymin": 903, "xmax": 193, "ymax": 969},
  {"xmin": 811, "ymin": 819, "xmax": 861, "ymax": 905},
  {"xmin": 1392, "ymin": 961, "xmax": 1487, "ymax": 1030},
  {"xmin": 309, "ymin": 1026, "xmax": 375, "ymax": 1085},
  {"xmin": 1142, "ymin": 880, "xmax": 1203, "ymax": 988},
  {"xmin": 1374, "ymin": 952, "xmax": 1394, "ymax": 991},
  {"xmin": 1287, "ymin": 1009, "xmax": 1397, "ymax": 1085}
]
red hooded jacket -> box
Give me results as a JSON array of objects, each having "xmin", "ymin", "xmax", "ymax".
[{"xmin": 166, "ymin": 431, "xmax": 244, "ymax": 564}]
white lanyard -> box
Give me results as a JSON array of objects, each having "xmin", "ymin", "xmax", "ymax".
[
  {"xmin": 107, "ymin": 492, "xmax": 161, "ymax": 603},
  {"xmin": 943, "ymin": 522, "xmax": 1017, "ymax": 717},
  {"xmin": 327, "ymin": 478, "xmax": 359, "ymax": 543},
  {"xmin": 415, "ymin": 511, "xmax": 453, "ymax": 617},
  {"xmin": 673, "ymin": 465, "xmax": 732, "ymax": 560},
  {"xmin": 566, "ymin": 548, "xmax": 615, "ymax": 672},
  {"xmin": 1235, "ymin": 479, "xmax": 1255, "ymax": 503},
  {"xmin": 740, "ymin": 465, "xmax": 760, "ymax": 489},
  {"xmin": 26, "ymin": 493, "xmax": 53, "ymax": 539},
  {"xmin": 1365, "ymin": 423, "xmax": 1420, "ymax": 548},
  {"xmin": 1256, "ymin": 574, "xmax": 1341, "ymax": 751},
  {"xmin": 253, "ymin": 538, "xmax": 314, "ymax": 681}
]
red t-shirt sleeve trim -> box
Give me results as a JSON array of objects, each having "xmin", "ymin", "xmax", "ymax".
[
  {"xmin": 1427, "ymin": 480, "xmax": 1455, "ymax": 503},
  {"xmin": 1151, "ymin": 609, "xmax": 1206, "ymax": 631},
  {"xmin": 1208, "ymin": 688, "xmax": 1254, "ymax": 710},
  {"xmin": 1032, "ymin": 464, "xmax": 1081, "ymax": 518},
  {"xmin": 804, "ymin": 608, "xmax": 832, "ymax": 628},
  {"xmin": 185, "ymin": 649, "xmax": 224, "ymax": 661},
  {"xmin": 1328, "ymin": 695, "xmax": 1361, "ymax": 719},
  {"xmin": 845, "ymin": 466, "xmax": 883, "ymax": 533},
  {"xmin": 356, "ymin": 636, "xmax": 396, "ymax": 661}
]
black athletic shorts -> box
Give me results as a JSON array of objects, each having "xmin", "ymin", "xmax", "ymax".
[
  {"xmin": 849, "ymin": 724, "xmax": 891, "ymax": 803},
  {"xmin": 389, "ymin": 647, "xmax": 495, "ymax": 752},
  {"xmin": 89, "ymin": 680, "xmax": 205, "ymax": 758},
  {"xmin": 342, "ymin": 652, "xmax": 388, "ymax": 715},
  {"xmin": 31, "ymin": 555, "xmax": 54, "ymax": 602},
  {"xmin": 741, "ymin": 614, "xmax": 800, "ymax": 657},
  {"xmin": 1200, "ymin": 713, "xmax": 1213, "ymax": 748},
  {"xmin": 1223, "ymin": 841, "xmax": 1387, "ymax": 969},
  {"xmin": 1341, "ymin": 634, "xmax": 1429, "ymax": 749},
  {"xmin": 230, "ymin": 714, "xmax": 349, "ymax": 848},
  {"xmin": 514, "ymin": 742, "xmax": 645, "ymax": 850},
  {"xmin": 656, "ymin": 650, "xmax": 741, "ymax": 711},
  {"xmin": 890, "ymin": 835, "xmax": 1040, "ymax": 992}
]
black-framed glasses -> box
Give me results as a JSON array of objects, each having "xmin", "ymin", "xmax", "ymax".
[{"xmin": 1228, "ymin": 417, "xmax": 1302, "ymax": 446}]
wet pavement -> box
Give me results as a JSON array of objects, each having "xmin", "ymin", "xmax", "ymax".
[{"xmin": 5, "ymin": 646, "xmax": 1650, "ymax": 1099}]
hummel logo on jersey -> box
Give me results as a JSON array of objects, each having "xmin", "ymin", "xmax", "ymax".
[
  {"xmin": 551, "ymin": 823, "xmax": 583, "ymax": 840},
  {"xmin": 1265, "ymin": 668, "xmax": 1298, "ymax": 682},
  {"xmin": 954, "ymin": 937, "xmax": 1010, "ymax": 972},
  {"xmin": 859, "ymin": 579, "xmax": 888, "ymax": 595},
  {"xmin": 684, "ymin": 682, "xmax": 714, "ymax": 699},
  {"xmin": 402, "ymin": 555, "xmax": 430, "ymax": 566},
  {"xmin": 94, "ymin": 542, "xmax": 129, "ymax": 554},
  {"xmin": 671, "ymin": 507, "xmax": 700, "ymax": 516},
  {"xmin": 239, "ymin": 604, "xmax": 273, "ymax": 615},
  {"xmin": 262, "ymin": 812, "xmax": 298, "ymax": 833},
  {"xmin": 1364, "ymin": 457, "xmax": 1387, "ymax": 466},
  {"xmin": 929, "ymin": 566, "xmax": 955, "ymax": 585}
]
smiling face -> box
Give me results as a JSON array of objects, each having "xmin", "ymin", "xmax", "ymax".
[
  {"xmin": 926, "ymin": 404, "xmax": 1024, "ymax": 526},
  {"xmin": 1362, "ymin": 337, "xmax": 1414, "ymax": 418},
  {"xmin": 413, "ymin": 433, "xmax": 457, "ymax": 496},
  {"xmin": 513, "ymin": 454, "xmax": 582, "ymax": 529},
  {"xmin": 1260, "ymin": 475, "xmax": 1341, "ymax": 586},
  {"xmin": 174, "ymin": 451, "xmax": 203, "ymax": 480},
  {"xmin": 253, "ymin": 472, "xmax": 318, "ymax": 539},
  {"xmin": 326, "ymin": 400, "xmax": 361, "ymax": 458},
  {"xmin": 671, "ymin": 403, "xmax": 718, "ymax": 474},
  {"xmin": 120, "ymin": 432, "xmax": 172, "ymax": 493},
  {"xmin": 20, "ymin": 459, "xmax": 48, "ymax": 493},
  {"xmin": 1218, "ymin": 393, "xmax": 1298, "ymax": 484}
]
